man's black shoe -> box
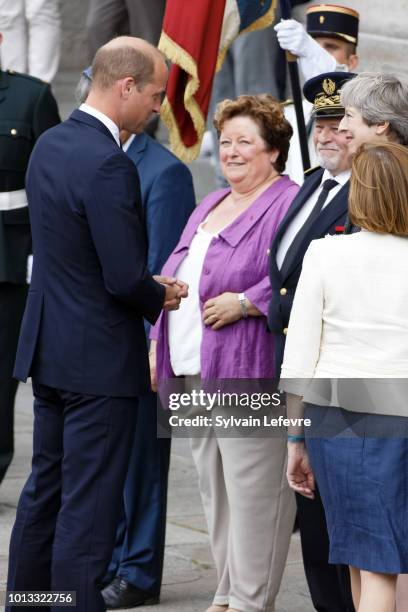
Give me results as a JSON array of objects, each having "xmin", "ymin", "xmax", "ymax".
[{"xmin": 101, "ymin": 577, "xmax": 160, "ymax": 609}]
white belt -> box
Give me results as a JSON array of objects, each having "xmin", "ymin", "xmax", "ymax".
[{"xmin": 0, "ymin": 189, "xmax": 27, "ymax": 211}]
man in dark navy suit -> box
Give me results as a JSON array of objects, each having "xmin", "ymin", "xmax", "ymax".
[
  {"xmin": 104, "ymin": 115, "xmax": 196, "ymax": 608},
  {"xmin": 74, "ymin": 67, "xmax": 195, "ymax": 609},
  {"xmin": 6, "ymin": 37, "xmax": 187, "ymax": 612},
  {"xmin": 268, "ymin": 72, "xmax": 356, "ymax": 612}
]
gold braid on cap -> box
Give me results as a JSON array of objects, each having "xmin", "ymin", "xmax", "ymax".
[
  {"xmin": 314, "ymin": 93, "xmax": 341, "ymax": 109},
  {"xmin": 314, "ymin": 78, "xmax": 341, "ymax": 109}
]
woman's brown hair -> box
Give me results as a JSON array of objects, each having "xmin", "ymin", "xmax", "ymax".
[
  {"xmin": 213, "ymin": 94, "xmax": 293, "ymax": 173},
  {"xmin": 349, "ymin": 142, "xmax": 408, "ymax": 236}
]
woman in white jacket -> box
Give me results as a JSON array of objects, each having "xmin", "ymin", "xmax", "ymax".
[{"xmin": 281, "ymin": 142, "xmax": 408, "ymax": 612}]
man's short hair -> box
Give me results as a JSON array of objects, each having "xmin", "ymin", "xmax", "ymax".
[
  {"xmin": 340, "ymin": 72, "xmax": 408, "ymax": 145},
  {"xmin": 92, "ymin": 44, "xmax": 155, "ymax": 91}
]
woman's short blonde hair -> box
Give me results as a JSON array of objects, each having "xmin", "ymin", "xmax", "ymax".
[
  {"xmin": 213, "ymin": 94, "xmax": 293, "ymax": 173},
  {"xmin": 349, "ymin": 142, "xmax": 408, "ymax": 235}
]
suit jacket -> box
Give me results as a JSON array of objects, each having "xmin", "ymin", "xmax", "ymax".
[
  {"xmin": 14, "ymin": 109, "xmax": 165, "ymax": 397},
  {"xmin": 126, "ymin": 133, "xmax": 196, "ymax": 338},
  {"xmin": 0, "ymin": 69, "xmax": 60, "ymax": 283},
  {"xmin": 268, "ymin": 167, "xmax": 349, "ymax": 373},
  {"xmin": 126, "ymin": 132, "xmax": 195, "ymax": 277}
]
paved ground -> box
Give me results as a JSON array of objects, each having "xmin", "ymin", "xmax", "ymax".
[
  {"xmin": 0, "ymin": 70, "xmax": 314, "ymax": 611},
  {"xmin": 0, "ymin": 384, "xmax": 313, "ymax": 612}
]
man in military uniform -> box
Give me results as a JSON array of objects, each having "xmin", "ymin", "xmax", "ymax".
[
  {"xmin": 0, "ymin": 31, "xmax": 60, "ymax": 486},
  {"xmin": 268, "ymin": 71, "xmax": 356, "ymax": 612},
  {"xmin": 276, "ymin": 3, "xmax": 359, "ymax": 82},
  {"xmin": 279, "ymin": 4, "xmax": 360, "ymax": 184}
]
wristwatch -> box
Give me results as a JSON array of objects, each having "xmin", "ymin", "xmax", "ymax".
[{"xmin": 238, "ymin": 292, "xmax": 248, "ymax": 319}]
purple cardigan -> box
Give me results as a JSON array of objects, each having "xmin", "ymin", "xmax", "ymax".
[{"xmin": 151, "ymin": 175, "xmax": 299, "ymax": 380}]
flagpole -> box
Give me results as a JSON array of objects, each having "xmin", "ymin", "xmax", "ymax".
[{"xmin": 279, "ymin": 0, "xmax": 310, "ymax": 171}]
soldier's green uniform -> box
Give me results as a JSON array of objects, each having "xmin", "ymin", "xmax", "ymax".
[{"xmin": 0, "ymin": 68, "xmax": 60, "ymax": 484}]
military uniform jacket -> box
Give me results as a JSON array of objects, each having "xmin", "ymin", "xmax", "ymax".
[
  {"xmin": 268, "ymin": 167, "xmax": 350, "ymax": 373},
  {"xmin": 0, "ymin": 69, "xmax": 60, "ymax": 283}
]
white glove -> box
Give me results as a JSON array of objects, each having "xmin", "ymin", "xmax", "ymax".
[
  {"xmin": 274, "ymin": 19, "xmax": 343, "ymax": 82},
  {"xmin": 274, "ymin": 19, "xmax": 315, "ymax": 57}
]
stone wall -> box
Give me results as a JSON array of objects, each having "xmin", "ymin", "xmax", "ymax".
[{"xmin": 60, "ymin": 0, "xmax": 408, "ymax": 78}]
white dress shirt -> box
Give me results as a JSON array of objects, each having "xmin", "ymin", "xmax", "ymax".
[
  {"xmin": 276, "ymin": 169, "xmax": 350, "ymax": 269},
  {"xmin": 79, "ymin": 103, "xmax": 121, "ymax": 147},
  {"xmin": 122, "ymin": 133, "xmax": 136, "ymax": 152}
]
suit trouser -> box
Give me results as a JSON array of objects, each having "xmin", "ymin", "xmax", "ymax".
[
  {"xmin": 296, "ymin": 488, "xmax": 355, "ymax": 612},
  {"xmin": 107, "ymin": 390, "xmax": 171, "ymax": 594},
  {"xmin": 0, "ymin": 282, "xmax": 28, "ymax": 485},
  {"xmin": 0, "ymin": 0, "xmax": 60, "ymax": 82},
  {"xmin": 6, "ymin": 381, "xmax": 137, "ymax": 612},
  {"xmin": 86, "ymin": 0, "xmax": 166, "ymax": 57},
  {"xmin": 187, "ymin": 376, "xmax": 296, "ymax": 612}
]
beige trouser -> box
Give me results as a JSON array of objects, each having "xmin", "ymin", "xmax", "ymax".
[{"xmin": 187, "ymin": 380, "xmax": 296, "ymax": 612}]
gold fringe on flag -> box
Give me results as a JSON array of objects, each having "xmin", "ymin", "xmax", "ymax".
[
  {"xmin": 159, "ymin": 0, "xmax": 277, "ymax": 163},
  {"xmin": 159, "ymin": 31, "xmax": 205, "ymax": 163}
]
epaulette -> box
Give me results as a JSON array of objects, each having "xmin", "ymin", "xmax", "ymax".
[
  {"xmin": 304, "ymin": 165, "xmax": 320, "ymax": 177},
  {"xmin": 7, "ymin": 69, "xmax": 47, "ymax": 85}
]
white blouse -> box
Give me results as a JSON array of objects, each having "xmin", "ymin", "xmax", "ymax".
[{"xmin": 168, "ymin": 223, "xmax": 215, "ymax": 376}]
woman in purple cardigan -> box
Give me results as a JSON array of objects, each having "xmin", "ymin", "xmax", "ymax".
[{"xmin": 150, "ymin": 95, "xmax": 299, "ymax": 612}]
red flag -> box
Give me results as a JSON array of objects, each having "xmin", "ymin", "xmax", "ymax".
[{"xmin": 159, "ymin": 0, "xmax": 226, "ymax": 162}]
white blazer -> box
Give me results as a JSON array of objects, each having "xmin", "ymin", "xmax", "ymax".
[{"xmin": 281, "ymin": 231, "xmax": 408, "ymax": 381}]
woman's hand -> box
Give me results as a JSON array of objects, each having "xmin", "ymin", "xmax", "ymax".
[
  {"xmin": 149, "ymin": 340, "xmax": 157, "ymax": 392},
  {"xmin": 287, "ymin": 441, "xmax": 315, "ymax": 499},
  {"xmin": 153, "ymin": 275, "xmax": 189, "ymax": 311},
  {"xmin": 202, "ymin": 292, "xmax": 242, "ymax": 330}
]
